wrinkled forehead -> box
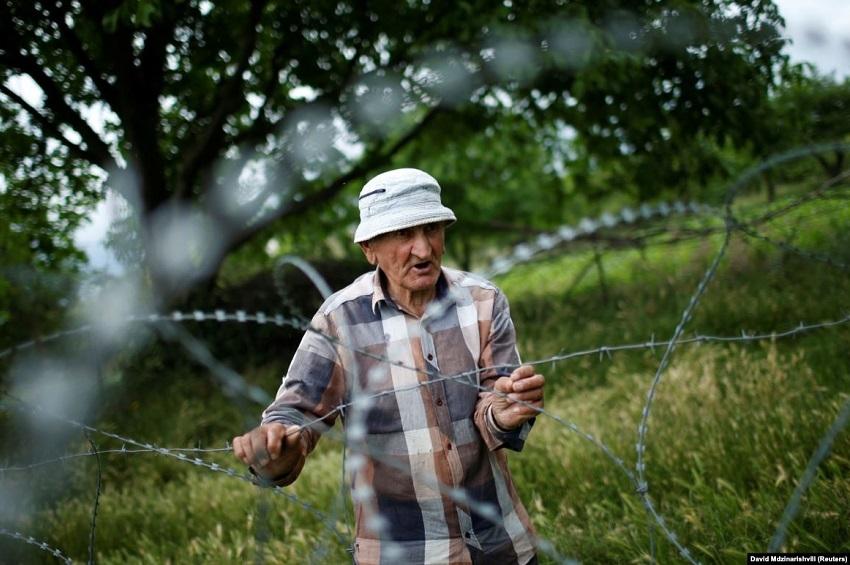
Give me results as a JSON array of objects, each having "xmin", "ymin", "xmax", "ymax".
[{"xmin": 367, "ymin": 220, "xmax": 449, "ymax": 243}]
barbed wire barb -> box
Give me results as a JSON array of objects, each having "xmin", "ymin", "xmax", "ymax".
[{"xmin": 0, "ymin": 527, "xmax": 73, "ymax": 564}]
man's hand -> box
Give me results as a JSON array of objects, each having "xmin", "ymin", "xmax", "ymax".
[
  {"xmin": 232, "ymin": 423, "xmax": 307, "ymax": 482},
  {"xmin": 491, "ymin": 365, "xmax": 545, "ymax": 431}
]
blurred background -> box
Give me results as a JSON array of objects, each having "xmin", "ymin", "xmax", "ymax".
[{"xmin": 1, "ymin": 0, "xmax": 848, "ymax": 562}]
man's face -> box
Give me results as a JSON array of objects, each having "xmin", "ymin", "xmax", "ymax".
[{"xmin": 360, "ymin": 222, "xmax": 446, "ymax": 296}]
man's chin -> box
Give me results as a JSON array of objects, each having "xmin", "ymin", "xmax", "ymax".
[{"xmin": 406, "ymin": 272, "xmax": 439, "ymax": 291}]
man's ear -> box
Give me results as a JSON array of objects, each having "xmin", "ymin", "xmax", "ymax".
[{"xmin": 359, "ymin": 242, "xmax": 375, "ymax": 265}]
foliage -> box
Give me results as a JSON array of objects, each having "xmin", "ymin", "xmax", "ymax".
[
  {"xmin": 3, "ymin": 186, "xmax": 849, "ymax": 562},
  {"xmin": 0, "ymin": 0, "xmax": 789, "ymax": 295},
  {"xmin": 0, "ymin": 99, "xmax": 98, "ymax": 347},
  {"xmin": 766, "ymin": 69, "xmax": 850, "ymax": 178},
  {"xmin": 394, "ymin": 110, "xmax": 572, "ymax": 269}
]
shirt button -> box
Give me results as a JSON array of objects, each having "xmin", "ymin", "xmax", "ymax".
[
  {"xmin": 383, "ymin": 333, "xmax": 390, "ymax": 341},
  {"xmin": 436, "ymin": 398, "xmax": 443, "ymax": 406},
  {"xmin": 427, "ymin": 353, "xmax": 433, "ymax": 361},
  {"xmin": 464, "ymin": 532, "xmax": 471, "ymax": 539}
]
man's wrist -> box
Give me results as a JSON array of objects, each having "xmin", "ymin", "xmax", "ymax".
[
  {"xmin": 487, "ymin": 405, "xmax": 514, "ymax": 433},
  {"xmin": 249, "ymin": 462, "xmax": 300, "ymax": 487}
]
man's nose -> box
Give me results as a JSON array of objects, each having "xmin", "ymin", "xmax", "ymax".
[{"xmin": 410, "ymin": 229, "xmax": 431, "ymax": 258}]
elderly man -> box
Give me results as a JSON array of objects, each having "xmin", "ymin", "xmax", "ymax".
[{"xmin": 233, "ymin": 168, "xmax": 545, "ymax": 564}]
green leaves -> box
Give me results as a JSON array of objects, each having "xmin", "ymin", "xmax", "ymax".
[
  {"xmin": 0, "ymin": 0, "xmax": 792, "ymax": 291},
  {"xmin": 103, "ymin": 0, "xmax": 163, "ymax": 32}
]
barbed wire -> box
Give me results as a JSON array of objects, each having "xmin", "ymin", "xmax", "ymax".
[
  {"xmin": 2, "ymin": 390, "xmax": 578, "ymax": 562},
  {"xmin": 0, "ymin": 445, "xmax": 231, "ymax": 473},
  {"xmin": 485, "ymin": 200, "xmax": 719, "ymax": 278},
  {"xmin": 0, "ymin": 174, "xmax": 841, "ymax": 366},
  {"xmin": 2, "ymin": 146, "xmax": 849, "ymax": 562},
  {"xmin": 0, "ymin": 394, "xmax": 348, "ymax": 547},
  {"xmin": 3, "ymin": 306, "xmax": 848, "ymax": 562},
  {"xmin": 0, "ymin": 527, "xmax": 72, "ymax": 564},
  {"xmin": 3, "ymin": 301, "xmax": 848, "ymax": 561},
  {"xmin": 3, "ymin": 288, "xmax": 849, "ymax": 560},
  {"xmin": 629, "ymin": 143, "xmax": 850, "ymax": 561},
  {"xmin": 83, "ymin": 431, "xmax": 101, "ymax": 565},
  {"xmin": 635, "ymin": 228, "xmax": 731, "ymax": 502},
  {"xmin": 4, "ymin": 311, "xmax": 847, "ymax": 489},
  {"xmin": 5, "ymin": 312, "xmax": 847, "ymax": 473},
  {"xmin": 768, "ymin": 394, "xmax": 850, "ymax": 552}
]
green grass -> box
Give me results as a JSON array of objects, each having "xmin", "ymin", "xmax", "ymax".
[{"xmin": 4, "ymin": 192, "xmax": 850, "ymax": 563}]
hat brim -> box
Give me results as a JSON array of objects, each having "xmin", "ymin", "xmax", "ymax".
[{"xmin": 354, "ymin": 206, "xmax": 456, "ymax": 243}]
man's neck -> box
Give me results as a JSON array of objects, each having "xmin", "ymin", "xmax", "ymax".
[
  {"xmin": 388, "ymin": 285, "xmax": 435, "ymax": 318},
  {"xmin": 376, "ymin": 269, "xmax": 435, "ymax": 318}
]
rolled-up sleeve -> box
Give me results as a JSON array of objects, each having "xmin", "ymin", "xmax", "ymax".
[
  {"xmin": 261, "ymin": 311, "xmax": 346, "ymax": 481},
  {"xmin": 473, "ymin": 290, "xmax": 535, "ymax": 452}
]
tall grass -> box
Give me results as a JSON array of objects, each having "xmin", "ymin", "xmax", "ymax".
[{"xmin": 4, "ymin": 194, "xmax": 849, "ymax": 563}]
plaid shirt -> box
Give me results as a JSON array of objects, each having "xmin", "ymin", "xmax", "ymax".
[{"xmin": 262, "ymin": 266, "xmax": 537, "ymax": 564}]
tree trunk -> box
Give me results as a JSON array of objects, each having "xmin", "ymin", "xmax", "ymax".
[
  {"xmin": 815, "ymin": 151, "xmax": 846, "ymax": 181},
  {"xmin": 832, "ymin": 150, "xmax": 845, "ymax": 179},
  {"xmin": 762, "ymin": 170, "xmax": 776, "ymax": 202}
]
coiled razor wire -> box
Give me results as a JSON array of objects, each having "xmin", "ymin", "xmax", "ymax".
[
  {"xmin": 3, "ymin": 301, "xmax": 850, "ymax": 557},
  {"xmin": 1, "ymin": 142, "xmax": 849, "ymax": 561},
  {"xmin": 631, "ymin": 142, "xmax": 850, "ymax": 561},
  {"xmin": 0, "ymin": 527, "xmax": 72, "ymax": 564},
  {"xmin": 2, "ymin": 302, "xmax": 849, "ymax": 557},
  {"xmin": 0, "ymin": 445, "xmax": 232, "ymax": 473},
  {"xmin": 1, "ymin": 395, "xmax": 348, "ymax": 547},
  {"xmin": 768, "ymin": 394, "xmax": 850, "ymax": 552},
  {"xmin": 3, "ymin": 307, "xmax": 849, "ymax": 562}
]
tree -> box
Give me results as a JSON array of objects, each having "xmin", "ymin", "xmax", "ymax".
[
  {"xmin": 770, "ymin": 69, "xmax": 850, "ymax": 178},
  {"xmin": 0, "ymin": 94, "xmax": 98, "ymax": 347},
  {"xmin": 722, "ymin": 65, "xmax": 850, "ymax": 201},
  {"xmin": 0, "ymin": 0, "xmax": 787, "ymax": 300}
]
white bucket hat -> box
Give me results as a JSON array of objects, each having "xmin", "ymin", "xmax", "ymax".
[{"xmin": 354, "ymin": 168, "xmax": 456, "ymax": 243}]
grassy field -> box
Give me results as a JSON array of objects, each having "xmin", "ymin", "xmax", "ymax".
[{"xmin": 3, "ymin": 190, "xmax": 850, "ymax": 563}]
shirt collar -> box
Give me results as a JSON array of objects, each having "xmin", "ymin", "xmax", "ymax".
[
  {"xmin": 370, "ymin": 266, "xmax": 449, "ymax": 315},
  {"xmin": 370, "ymin": 268, "xmax": 388, "ymax": 313}
]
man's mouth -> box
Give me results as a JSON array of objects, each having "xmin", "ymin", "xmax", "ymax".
[{"xmin": 411, "ymin": 261, "xmax": 432, "ymax": 272}]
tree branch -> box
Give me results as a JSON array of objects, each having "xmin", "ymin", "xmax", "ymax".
[
  {"xmin": 139, "ymin": 2, "xmax": 183, "ymax": 102},
  {"xmin": 224, "ymin": 0, "xmax": 378, "ymax": 153},
  {"xmin": 99, "ymin": 11, "xmax": 173, "ymax": 214},
  {"xmin": 0, "ymin": 50, "xmax": 116, "ymax": 170},
  {"xmin": 0, "ymin": 84, "xmax": 104, "ymax": 166},
  {"xmin": 228, "ymin": 35, "xmax": 367, "ymax": 151},
  {"xmin": 46, "ymin": 1, "xmax": 120, "ymax": 109},
  {"xmin": 178, "ymin": 0, "xmax": 268, "ymax": 196},
  {"xmin": 284, "ymin": 106, "xmax": 443, "ymax": 219},
  {"xmin": 223, "ymin": 105, "xmax": 444, "ymax": 255}
]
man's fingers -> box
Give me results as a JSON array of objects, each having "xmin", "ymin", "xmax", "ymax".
[
  {"xmin": 508, "ymin": 388, "xmax": 544, "ymax": 403},
  {"xmin": 232, "ymin": 435, "xmax": 248, "ymax": 465},
  {"xmin": 232, "ymin": 424, "xmax": 309, "ymax": 483},
  {"xmin": 511, "ymin": 374, "xmax": 545, "ymax": 392},
  {"xmin": 284, "ymin": 425, "xmax": 305, "ymax": 456},
  {"xmin": 512, "ymin": 399, "xmax": 543, "ymax": 415},
  {"xmin": 265, "ymin": 424, "xmax": 286, "ymax": 461},
  {"xmin": 494, "ymin": 376, "xmax": 513, "ymax": 394},
  {"xmin": 510, "ymin": 364, "xmax": 535, "ymax": 381},
  {"xmin": 250, "ymin": 428, "xmax": 270, "ymax": 467},
  {"xmin": 240, "ymin": 434, "xmax": 258, "ymax": 467}
]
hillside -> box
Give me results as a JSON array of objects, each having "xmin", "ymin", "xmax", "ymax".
[{"xmin": 2, "ymin": 187, "xmax": 849, "ymax": 564}]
